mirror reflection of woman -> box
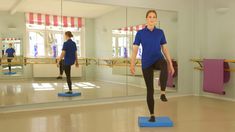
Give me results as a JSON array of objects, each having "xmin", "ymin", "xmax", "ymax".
[
  {"xmin": 57, "ymin": 31, "xmax": 79, "ymax": 94},
  {"xmin": 5, "ymin": 43, "xmax": 16, "ymax": 73},
  {"xmin": 130, "ymin": 10, "xmax": 175, "ymax": 122}
]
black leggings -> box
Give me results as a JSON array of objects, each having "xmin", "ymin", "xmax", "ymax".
[
  {"xmin": 64, "ymin": 65, "xmax": 72, "ymax": 91},
  {"xmin": 59, "ymin": 60, "xmax": 64, "ymax": 75},
  {"xmin": 7, "ymin": 59, "xmax": 12, "ymax": 72},
  {"xmin": 142, "ymin": 59, "xmax": 168, "ymax": 115}
]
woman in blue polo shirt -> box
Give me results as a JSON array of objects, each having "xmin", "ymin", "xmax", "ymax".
[
  {"xmin": 130, "ymin": 10, "xmax": 175, "ymax": 122},
  {"xmin": 57, "ymin": 31, "xmax": 79, "ymax": 94},
  {"xmin": 5, "ymin": 43, "xmax": 15, "ymax": 72}
]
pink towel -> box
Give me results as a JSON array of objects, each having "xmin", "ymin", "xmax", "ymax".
[{"xmin": 203, "ymin": 59, "xmax": 230, "ymax": 95}]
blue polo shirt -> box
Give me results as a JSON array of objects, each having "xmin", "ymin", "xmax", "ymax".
[
  {"xmin": 6, "ymin": 48, "xmax": 15, "ymax": 57},
  {"xmin": 133, "ymin": 26, "xmax": 167, "ymax": 69},
  {"xmin": 62, "ymin": 39, "xmax": 77, "ymax": 66}
]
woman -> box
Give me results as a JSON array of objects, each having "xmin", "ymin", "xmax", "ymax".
[
  {"xmin": 130, "ymin": 10, "xmax": 175, "ymax": 122},
  {"xmin": 57, "ymin": 31, "xmax": 79, "ymax": 94},
  {"xmin": 6, "ymin": 43, "xmax": 15, "ymax": 73}
]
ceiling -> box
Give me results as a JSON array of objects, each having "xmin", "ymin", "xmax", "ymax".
[{"xmin": 0, "ymin": 0, "xmax": 118, "ymax": 18}]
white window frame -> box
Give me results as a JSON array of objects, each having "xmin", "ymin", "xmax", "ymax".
[{"xmin": 26, "ymin": 27, "xmax": 84, "ymax": 58}]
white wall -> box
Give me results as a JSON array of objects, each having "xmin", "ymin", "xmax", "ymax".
[
  {"xmin": 193, "ymin": 0, "xmax": 235, "ymax": 100},
  {"xmin": 94, "ymin": 7, "xmax": 127, "ymax": 84},
  {"xmin": 33, "ymin": 64, "xmax": 82, "ymax": 77},
  {"xmin": 0, "ymin": 12, "xmax": 25, "ymax": 37},
  {"xmin": 84, "ymin": 18, "xmax": 96, "ymax": 81}
]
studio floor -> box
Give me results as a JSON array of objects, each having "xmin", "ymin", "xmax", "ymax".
[
  {"xmin": 0, "ymin": 79, "xmax": 176, "ymax": 106},
  {"xmin": 0, "ymin": 96, "xmax": 235, "ymax": 132}
]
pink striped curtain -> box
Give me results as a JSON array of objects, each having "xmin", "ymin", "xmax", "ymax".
[
  {"xmin": 26, "ymin": 12, "xmax": 83, "ymax": 28},
  {"xmin": 118, "ymin": 24, "xmax": 146, "ymax": 31}
]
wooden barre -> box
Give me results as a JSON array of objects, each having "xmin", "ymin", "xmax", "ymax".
[
  {"xmin": 191, "ymin": 58, "xmax": 235, "ymax": 72},
  {"xmin": 194, "ymin": 67, "xmax": 235, "ymax": 72},
  {"xmin": 0, "ymin": 57, "xmax": 144, "ymax": 66},
  {"xmin": 191, "ymin": 58, "xmax": 235, "ymax": 63},
  {"xmin": 0, "ymin": 62, "xmax": 22, "ymax": 65},
  {"xmin": 0, "ymin": 61, "xmax": 138, "ymax": 66}
]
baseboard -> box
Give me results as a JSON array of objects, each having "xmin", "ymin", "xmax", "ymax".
[{"xmin": 201, "ymin": 94, "xmax": 235, "ymax": 102}]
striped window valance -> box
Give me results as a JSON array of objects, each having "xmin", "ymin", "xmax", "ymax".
[
  {"xmin": 118, "ymin": 24, "xmax": 146, "ymax": 31},
  {"xmin": 25, "ymin": 12, "xmax": 83, "ymax": 28},
  {"xmin": 0, "ymin": 38, "xmax": 21, "ymax": 41}
]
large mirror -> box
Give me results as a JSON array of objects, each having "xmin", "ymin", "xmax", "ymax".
[
  {"xmin": 0, "ymin": 0, "xmax": 178, "ymax": 109},
  {"xmin": 0, "ymin": 0, "xmax": 63, "ymax": 106}
]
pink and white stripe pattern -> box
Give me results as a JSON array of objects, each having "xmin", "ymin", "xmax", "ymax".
[
  {"xmin": 26, "ymin": 12, "xmax": 83, "ymax": 28},
  {"xmin": 118, "ymin": 24, "xmax": 146, "ymax": 31},
  {"xmin": 1, "ymin": 38, "xmax": 21, "ymax": 41}
]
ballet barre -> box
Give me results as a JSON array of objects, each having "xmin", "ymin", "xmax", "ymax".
[
  {"xmin": 0, "ymin": 57, "xmax": 24, "ymax": 66},
  {"xmin": 97, "ymin": 58, "xmax": 141, "ymax": 67},
  {"xmin": 0, "ymin": 57, "xmax": 142, "ymax": 67},
  {"xmin": 1, "ymin": 57, "xmax": 177, "ymax": 68},
  {"xmin": 190, "ymin": 58, "xmax": 235, "ymax": 72}
]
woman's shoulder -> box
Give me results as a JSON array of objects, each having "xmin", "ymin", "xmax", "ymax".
[
  {"xmin": 136, "ymin": 29, "xmax": 144, "ymax": 35},
  {"xmin": 155, "ymin": 27, "xmax": 164, "ymax": 31},
  {"xmin": 155, "ymin": 28, "xmax": 165, "ymax": 34}
]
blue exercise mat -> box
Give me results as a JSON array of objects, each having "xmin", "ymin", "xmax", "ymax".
[
  {"xmin": 58, "ymin": 92, "xmax": 81, "ymax": 97},
  {"xmin": 138, "ymin": 116, "xmax": 173, "ymax": 127},
  {"xmin": 4, "ymin": 72, "xmax": 16, "ymax": 75}
]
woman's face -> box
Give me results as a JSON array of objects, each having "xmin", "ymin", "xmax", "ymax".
[{"xmin": 146, "ymin": 12, "xmax": 157, "ymax": 26}]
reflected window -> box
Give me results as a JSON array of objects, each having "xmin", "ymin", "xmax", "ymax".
[
  {"xmin": 112, "ymin": 37, "xmax": 116, "ymax": 57},
  {"xmin": 74, "ymin": 82, "xmax": 100, "ymax": 89},
  {"xmin": 112, "ymin": 30, "xmax": 130, "ymax": 58},
  {"xmin": 26, "ymin": 13, "xmax": 83, "ymax": 58},
  {"xmin": 118, "ymin": 37, "xmax": 127, "ymax": 58},
  {"xmin": 32, "ymin": 83, "xmax": 55, "ymax": 91},
  {"xmin": 29, "ymin": 32, "xmax": 45, "ymax": 57}
]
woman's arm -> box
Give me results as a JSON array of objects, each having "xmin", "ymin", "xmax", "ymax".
[
  {"xmin": 162, "ymin": 44, "xmax": 175, "ymax": 76},
  {"xmin": 130, "ymin": 45, "xmax": 139, "ymax": 75},
  {"xmin": 13, "ymin": 50, "xmax": 16, "ymax": 57},
  {"xmin": 75, "ymin": 52, "xmax": 79, "ymax": 67},
  {"xmin": 58, "ymin": 50, "xmax": 65, "ymax": 62}
]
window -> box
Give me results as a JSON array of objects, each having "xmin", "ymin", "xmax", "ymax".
[
  {"xmin": 112, "ymin": 26, "xmax": 143, "ymax": 59},
  {"xmin": 26, "ymin": 13, "xmax": 83, "ymax": 58},
  {"xmin": 112, "ymin": 37, "xmax": 116, "ymax": 57},
  {"xmin": 133, "ymin": 30, "xmax": 142, "ymax": 59},
  {"xmin": 118, "ymin": 36, "xmax": 130, "ymax": 58},
  {"xmin": 29, "ymin": 31, "xmax": 45, "ymax": 57}
]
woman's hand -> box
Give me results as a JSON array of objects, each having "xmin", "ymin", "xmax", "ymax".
[
  {"xmin": 75, "ymin": 62, "xmax": 79, "ymax": 68},
  {"xmin": 57, "ymin": 58, "xmax": 60, "ymax": 67},
  {"xmin": 130, "ymin": 63, "xmax": 135, "ymax": 75},
  {"xmin": 168, "ymin": 64, "xmax": 175, "ymax": 76}
]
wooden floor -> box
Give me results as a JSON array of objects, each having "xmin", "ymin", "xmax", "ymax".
[
  {"xmin": 0, "ymin": 96, "xmax": 235, "ymax": 132},
  {"xmin": 0, "ymin": 80, "xmax": 176, "ymax": 107}
]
